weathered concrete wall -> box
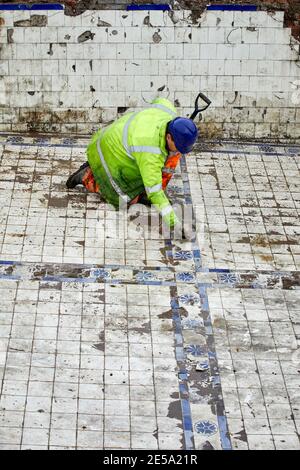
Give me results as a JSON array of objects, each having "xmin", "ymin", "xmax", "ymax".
[{"xmin": 0, "ymin": 7, "xmax": 300, "ymax": 139}]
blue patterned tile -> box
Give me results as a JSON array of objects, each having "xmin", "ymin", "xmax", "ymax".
[
  {"xmin": 176, "ymin": 272, "xmax": 195, "ymax": 282},
  {"xmin": 185, "ymin": 345, "xmax": 207, "ymax": 356},
  {"xmin": 218, "ymin": 273, "xmax": 241, "ymax": 285},
  {"xmin": 195, "ymin": 420, "xmax": 218, "ymax": 436},
  {"xmin": 173, "ymin": 251, "xmax": 193, "ymax": 261},
  {"xmin": 62, "ymin": 137, "xmax": 77, "ymax": 145},
  {"xmin": 7, "ymin": 136, "xmax": 24, "ymax": 143},
  {"xmin": 259, "ymin": 143, "xmax": 276, "ymax": 153},
  {"xmin": 178, "ymin": 293, "xmax": 200, "ymax": 305},
  {"xmin": 211, "ymin": 376, "xmax": 221, "ymax": 387},
  {"xmin": 134, "ymin": 271, "xmax": 156, "ymax": 282},
  {"xmin": 90, "ymin": 268, "xmax": 111, "ymax": 279},
  {"xmin": 286, "ymin": 147, "xmax": 299, "ymax": 156},
  {"xmin": 181, "ymin": 319, "xmax": 203, "ymax": 330},
  {"xmin": 196, "ymin": 360, "xmax": 209, "ymax": 372},
  {"xmin": 33, "ymin": 137, "xmax": 50, "ymax": 145},
  {"xmin": 168, "ymin": 185, "xmax": 184, "ymax": 194}
]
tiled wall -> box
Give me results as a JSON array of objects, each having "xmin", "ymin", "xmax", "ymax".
[{"xmin": 0, "ymin": 7, "xmax": 300, "ymax": 139}]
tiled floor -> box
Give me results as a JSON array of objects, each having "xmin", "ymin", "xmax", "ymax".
[{"xmin": 0, "ymin": 134, "xmax": 299, "ymax": 449}]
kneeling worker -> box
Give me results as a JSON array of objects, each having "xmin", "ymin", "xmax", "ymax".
[{"xmin": 66, "ymin": 98, "xmax": 198, "ymax": 239}]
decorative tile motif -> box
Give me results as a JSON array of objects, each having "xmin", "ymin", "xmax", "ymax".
[
  {"xmin": 173, "ymin": 251, "xmax": 193, "ymax": 261},
  {"xmin": 62, "ymin": 138, "xmax": 77, "ymax": 145},
  {"xmin": 33, "ymin": 137, "xmax": 50, "ymax": 145},
  {"xmin": 195, "ymin": 420, "xmax": 218, "ymax": 436},
  {"xmin": 195, "ymin": 361, "xmax": 209, "ymax": 372},
  {"xmin": 176, "ymin": 272, "xmax": 195, "ymax": 282},
  {"xmin": 181, "ymin": 319, "xmax": 203, "ymax": 330},
  {"xmin": 167, "ymin": 185, "xmax": 184, "ymax": 194},
  {"xmin": 134, "ymin": 271, "xmax": 155, "ymax": 282},
  {"xmin": 185, "ymin": 345, "xmax": 207, "ymax": 357},
  {"xmin": 218, "ymin": 273, "xmax": 241, "ymax": 285},
  {"xmin": 286, "ymin": 147, "xmax": 299, "ymax": 156},
  {"xmin": 178, "ymin": 293, "xmax": 200, "ymax": 305},
  {"xmin": 6, "ymin": 136, "xmax": 24, "ymax": 143},
  {"xmin": 90, "ymin": 268, "xmax": 111, "ymax": 279},
  {"xmin": 258, "ymin": 143, "xmax": 276, "ymax": 154}
]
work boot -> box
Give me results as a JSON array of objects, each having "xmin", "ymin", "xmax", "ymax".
[{"xmin": 66, "ymin": 161, "xmax": 90, "ymax": 189}]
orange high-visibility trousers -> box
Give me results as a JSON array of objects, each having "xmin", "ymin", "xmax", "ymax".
[
  {"xmin": 162, "ymin": 152, "xmax": 181, "ymax": 190},
  {"xmin": 82, "ymin": 167, "xmax": 100, "ymax": 193}
]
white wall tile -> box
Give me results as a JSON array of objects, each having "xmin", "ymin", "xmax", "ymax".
[
  {"xmin": 224, "ymin": 60, "xmax": 241, "ymax": 75},
  {"xmin": 133, "ymin": 44, "xmax": 149, "ymax": 60},
  {"xmin": 40, "ymin": 27, "xmax": 58, "ymax": 44},
  {"xmin": 167, "ymin": 43, "xmax": 183, "ymax": 60},
  {"xmin": 167, "ymin": 76, "xmax": 184, "ymax": 91},
  {"xmin": 150, "ymin": 44, "xmax": 167, "ymax": 60},
  {"xmin": 249, "ymin": 44, "xmax": 267, "ymax": 60},
  {"xmin": 174, "ymin": 27, "xmax": 190, "ymax": 43},
  {"xmin": 232, "ymin": 44, "xmax": 249, "ymax": 60},
  {"xmin": 115, "ymin": 11, "xmax": 132, "ymax": 27},
  {"xmin": 149, "ymin": 11, "xmax": 165, "ymax": 27},
  {"xmin": 100, "ymin": 44, "xmax": 117, "ymax": 60},
  {"xmin": 200, "ymin": 43, "xmax": 217, "ymax": 59},
  {"xmin": 183, "ymin": 44, "xmax": 199, "ymax": 59},
  {"xmin": 191, "ymin": 27, "xmax": 208, "ymax": 44},
  {"xmin": 192, "ymin": 60, "xmax": 209, "ymax": 76},
  {"xmin": 217, "ymin": 44, "xmax": 234, "ymax": 59},
  {"xmin": 208, "ymin": 59, "xmax": 225, "ymax": 75},
  {"xmin": 117, "ymin": 75, "xmax": 134, "ymax": 92},
  {"xmin": 242, "ymin": 28, "xmax": 259, "ymax": 44},
  {"xmin": 208, "ymin": 27, "xmax": 225, "ymax": 43},
  {"xmin": 124, "ymin": 27, "xmax": 142, "ymax": 43},
  {"xmin": 24, "ymin": 27, "xmax": 41, "ymax": 43},
  {"xmin": 47, "ymin": 12, "xmax": 65, "ymax": 27}
]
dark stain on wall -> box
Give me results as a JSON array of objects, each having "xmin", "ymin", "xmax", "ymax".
[
  {"xmin": 7, "ymin": 29, "xmax": 14, "ymax": 43},
  {"xmin": 14, "ymin": 15, "xmax": 48, "ymax": 27},
  {"xmin": 77, "ymin": 30, "xmax": 95, "ymax": 42}
]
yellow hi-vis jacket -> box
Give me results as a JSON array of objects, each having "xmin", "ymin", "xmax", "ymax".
[{"xmin": 86, "ymin": 97, "xmax": 179, "ymax": 228}]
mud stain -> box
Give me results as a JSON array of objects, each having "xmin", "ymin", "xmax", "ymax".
[
  {"xmin": 131, "ymin": 322, "xmax": 151, "ymax": 334},
  {"xmin": 15, "ymin": 175, "xmax": 32, "ymax": 184},
  {"xmin": 45, "ymin": 195, "xmax": 69, "ymax": 208},
  {"xmin": 98, "ymin": 331, "xmax": 105, "ymax": 342},
  {"xmin": 252, "ymin": 234, "xmax": 298, "ymax": 247},
  {"xmin": 259, "ymin": 254, "xmax": 273, "ymax": 262},
  {"xmin": 212, "ymin": 318, "xmax": 227, "ymax": 329},
  {"xmin": 5, "ymin": 266, "xmax": 14, "ymax": 275},
  {"xmin": 167, "ymin": 400, "xmax": 182, "ymax": 420},
  {"xmin": 200, "ymin": 441, "xmax": 215, "ymax": 450},
  {"xmin": 92, "ymin": 342, "xmax": 104, "ymax": 352},
  {"xmin": 234, "ymin": 428, "xmax": 248, "ymax": 442},
  {"xmin": 158, "ymin": 307, "xmax": 188, "ymax": 319},
  {"xmin": 282, "ymin": 274, "xmax": 300, "ymax": 289}
]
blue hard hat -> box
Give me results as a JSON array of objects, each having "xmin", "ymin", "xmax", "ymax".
[{"xmin": 167, "ymin": 117, "xmax": 198, "ymax": 154}]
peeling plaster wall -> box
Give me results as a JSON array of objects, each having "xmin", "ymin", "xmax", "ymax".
[{"xmin": 0, "ymin": 7, "xmax": 300, "ymax": 140}]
